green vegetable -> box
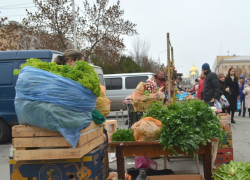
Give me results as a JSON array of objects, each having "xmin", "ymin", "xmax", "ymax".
[
  {"xmin": 144, "ymin": 90, "xmax": 150, "ymax": 96},
  {"xmin": 14, "ymin": 58, "xmax": 100, "ymax": 97},
  {"xmin": 111, "ymin": 128, "xmax": 135, "ymax": 142},
  {"xmin": 213, "ymin": 161, "xmax": 250, "ymax": 180},
  {"xmin": 143, "ymin": 100, "xmax": 224, "ymax": 156}
]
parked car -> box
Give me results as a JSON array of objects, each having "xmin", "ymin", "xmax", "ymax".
[
  {"xmin": 0, "ymin": 50, "xmax": 104, "ymax": 144},
  {"xmin": 104, "ymin": 73, "xmax": 154, "ymax": 111}
]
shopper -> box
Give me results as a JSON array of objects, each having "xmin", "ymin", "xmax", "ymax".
[
  {"xmin": 225, "ymin": 68, "xmax": 240, "ymax": 123},
  {"xmin": 189, "ymin": 79, "xmax": 199, "ymax": 93},
  {"xmin": 202, "ymin": 63, "xmax": 220, "ymax": 106},
  {"xmin": 243, "ymin": 78, "xmax": 250, "ymax": 117},
  {"xmin": 239, "ymin": 75, "xmax": 246, "ymax": 117},
  {"xmin": 176, "ymin": 77, "xmax": 185, "ymax": 92},
  {"xmin": 151, "ymin": 70, "xmax": 166, "ymax": 92},
  {"xmin": 55, "ymin": 49, "xmax": 108, "ymax": 142},
  {"xmin": 218, "ymin": 73, "xmax": 229, "ymax": 113},
  {"xmin": 197, "ymin": 72, "xmax": 205, "ymax": 100}
]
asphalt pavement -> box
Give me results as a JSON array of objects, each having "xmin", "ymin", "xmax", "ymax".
[{"xmin": 1, "ymin": 113, "xmax": 249, "ymax": 179}]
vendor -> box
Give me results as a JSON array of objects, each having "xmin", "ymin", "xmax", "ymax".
[
  {"xmin": 151, "ymin": 70, "xmax": 166, "ymax": 92},
  {"xmin": 176, "ymin": 77, "xmax": 185, "ymax": 92},
  {"xmin": 189, "ymin": 79, "xmax": 199, "ymax": 93},
  {"xmin": 54, "ymin": 49, "xmax": 108, "ymax": 143}
]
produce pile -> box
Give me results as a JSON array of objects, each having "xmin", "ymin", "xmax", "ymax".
[
  {"xmin": 14, "ymin": 58, "xmax": 100, "ymax": 96},
  {"xmin": 131, "ymin": 81, "xmax": 165, "ymax": 108},
  {"xmin": 111, "ymin": 128, "xmax": 135, "ymax": 142},
  {"xmin": 143, "ymin": 100, "xmax": 224, "ymax": 155},
  {"xmin": 213, "ymin": 161, "xmax": 250, "ymax": 180}
]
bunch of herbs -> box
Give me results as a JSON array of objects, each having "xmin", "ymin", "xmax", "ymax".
[{"xmin": 111, "ymin": 128, "xmax": 135, "ymax": 142}]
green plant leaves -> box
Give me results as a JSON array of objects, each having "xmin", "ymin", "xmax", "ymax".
[{"xmin": 111, "ymin": 128, "xmax": 135, "ymax": 142}]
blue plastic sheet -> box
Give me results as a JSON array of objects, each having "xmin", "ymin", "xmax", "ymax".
[
  {"xmin": 176, "ymin": 92, "xmax": 188, "ymax": 100},
  {"xmin": 237, "ymin": 99, "xmax": 241, "ymax": 111},
  {"xmin": 15, "ymin": 66, "xmax": 97, "ymax": 148}
]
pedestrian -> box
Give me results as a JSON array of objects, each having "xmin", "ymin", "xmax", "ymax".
[
  {"xmin": 238, "ymin": 75, "xmax": 246, "ymax": 117},
  {"xmin": 218, "ymin": 73, "xmax": 229, "ymax": 113},
  {"xmin": 197, "ymin": 72, "xmax": 205, "ymax": 100},
  {"xmin": 225, "ymin": 68, "xmax": 240, "ymax": 123},
  {"xmin": 243, "ymin": 78, "xmax": 250, "ymax": 117},
  {"xmin": 201, "ymin": 63, "xmax": 220, "ymax": 106},
  {"xmin": 189, "ymin": 79, "xmax": 199, "ymax": 94},
  {"xmin": 151, "ymin": 70, "xmax": 166, "ymax": 92}
]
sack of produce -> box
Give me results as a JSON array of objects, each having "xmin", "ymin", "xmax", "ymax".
[
  {"xmin": 131, "ymin": 117, "xmax": 162, "ymax": 141},
  {"xmin": 95, "ymin": 85, "xmax": 111, "ymax": 117},
  {"xmin": 14, "ymin": 59, "xmax": 100, "ymax": 148},
  {"xmin": 131, "ymin": 81, "xmax": 165, "ymax": 110}
]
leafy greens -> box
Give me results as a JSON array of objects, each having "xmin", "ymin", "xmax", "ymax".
[
  {"xmin": 111, "ymin": 128, "xmax": 135, "ymax": 142},
  {"xmin": 143, "ymin": 100, "xmax": 224, "ymax": 156},
  {"xmin": 14, "ymin": 58, "xmax": 100, "ymax": 97}
]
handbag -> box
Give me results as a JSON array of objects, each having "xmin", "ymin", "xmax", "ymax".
[
  {"xmin": 214, "ymin": 99, "xmax": 222, "ymax": 113},
  {"xmin": 219, "ymin": 95, "xmax": 230, "ymax": 108}
]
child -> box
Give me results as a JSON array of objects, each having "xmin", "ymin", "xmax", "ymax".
[
  {"xmin": 238, "ymin": 75, "xmax": 246, "ymax": 117},
  {"xmin": 243, "ymin": 78, "xmax": 250, "ymax": 117}
]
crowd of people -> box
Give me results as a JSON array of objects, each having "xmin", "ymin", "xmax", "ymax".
[{"xmin": 152, "ymin": 63, "xmax": 250, "ymax": 124}]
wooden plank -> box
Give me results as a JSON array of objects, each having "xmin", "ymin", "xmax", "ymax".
[
  {"xmin": 12, "ymin": 121, "xmax": 101, "ymax": 138},
  {"xmin": 108, "ymin": 141, "xmax": 159, "ymax": 146},
  {"xmin": 13, "ymin": 135, "xmax": 103, "ymax": 161},
  {"xmin": 13, "ymin": 127, "xmax": 103, "ymax": 148},
  {"xmin": 122, "ymin": 144, "xmax": 205, "ymax": 157}
]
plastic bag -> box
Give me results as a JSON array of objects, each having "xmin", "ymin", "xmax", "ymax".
[
  {"xmin": 96, "ymin": 85, "xmax": 111, "ymax": 117},
  {"xmin": 176, "ymin": 92, "xmax": 188, "ymax": 100},
  {"xmin": 107, "ymin": 172, "xmax": 131, "ymax": 180},
  {"xmin": 135, "ymin": 156, "xmax": 157, "ymax": 170},
  {"xmin": 214, "ymin": 99, "xmax": 222, "ymax": 113},
  {"xmin": 131, "ymin": 117, "xmax": 162, "ymax": 141},
  {"xmin": 15, "ymin": 98, "xmax": 92, "ymax": 148},
  {"xmin": 237, "ymin": 99, "xmax": 241, "ymax": 111},
  {"xmin": 15, "ymin": 66, "xmax": 97, "ymax": 148},
  {"xmin": 219, "ymin": 95, "xmax": 230, "ymax": 108},
  {"xmin": 92, "ymin": 109, "xmax": 106, "ymax": 125}
]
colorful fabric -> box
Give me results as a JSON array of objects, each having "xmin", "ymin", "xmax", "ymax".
[{"xmin": 219, "ymin": 95, "xmax": 230, "ymax": 108}]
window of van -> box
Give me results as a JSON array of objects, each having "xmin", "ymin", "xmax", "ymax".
[
  {"xmin": 125, "ymin": 76, "xmax": 148, "ymax": 89},
  {"xmin": 0, "ymin": 63, "xmax": 13, "ymax": 85},
  {"xmin": 105, "ymin": 78, "xmax": 122, "ymax": 90},
  {"xmin": 98, "ymin": 74, "xmax": 104, "ymax": 86}
]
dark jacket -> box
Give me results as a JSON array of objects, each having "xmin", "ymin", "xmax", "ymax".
[
  {"xmin": 226, "ymin": 76, "xmax": 240, "ymax": 111},
  {"xmin": 239, "ymin": 83, "xmax": 245, "ymax": 98},
  {"xmin": 203, "ymin": 70, "xmax": 220, "ymax": 102},
  {"xmin": 219, "ymin": 80, "xmax": 229, "ymax": 100}
]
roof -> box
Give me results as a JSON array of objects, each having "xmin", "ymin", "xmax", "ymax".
[
  {"xmin": 185, "ymin": 75, "xmax": 189, "ymax": 78},
  {"xmin": 190, "ymin": 64, "xmax": 198, "ymax": 72},
  {"xmin": 191, "ymin": 72, "xmax": 197, "ymax": 75},
  {"xmin": 0, "ymin": 50, "xmax": 62, "ymax": 60},
  {"xmin": 221, "ymin": 56, "xmax": 250, "ymax": 62}
]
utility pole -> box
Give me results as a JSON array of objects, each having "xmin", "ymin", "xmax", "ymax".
[
  {"xmin": 72, "ymin": 0, "xmax": 77, "ymax": 50},
  {"xmin": 167, "ymin": 33, "xmax": 171, "ymax": 103}
]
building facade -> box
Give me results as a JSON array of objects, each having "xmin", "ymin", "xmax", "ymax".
[
  {"xmin": 189, "ymin": 64, "xmax": 199, "ymax": 86},
  {"xmin": 212, "ymin": 56, "xmax": 250, "ymax": 78}
]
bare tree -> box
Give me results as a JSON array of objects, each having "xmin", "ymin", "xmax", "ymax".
[{"xmin": 81, "ymin": 0, "xmax": 138, "ymax": 60}]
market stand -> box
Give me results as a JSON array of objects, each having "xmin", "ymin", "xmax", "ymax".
[{"xmin": 109, "ymin": 140, "xmax": 216, "ymax": 180}]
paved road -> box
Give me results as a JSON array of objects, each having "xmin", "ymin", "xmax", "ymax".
[{"xmin": 1, "ymin": 114, "xmax": 249, "ymax": 179}]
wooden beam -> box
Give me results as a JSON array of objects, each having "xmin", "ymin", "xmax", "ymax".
[
  {"xmin": 167, "ymin": 33, "xmax": 171, "ymax": 102},
  {"xmin": 12, "ymin": 121, "xmax": 101, "ymax": 138},
  {"xmin": 13, "ymin": 136, "xmax": 103, "ymax": 161}
]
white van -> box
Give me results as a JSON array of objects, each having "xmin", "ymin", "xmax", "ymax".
[{"xmin": 104, "ymin": 73, "xmax": 154, "ymax": 111}]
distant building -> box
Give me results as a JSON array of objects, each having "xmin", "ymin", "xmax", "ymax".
[
  {"xmin": 212, "ymin": 55, "xmax": 250, "ymax": 77},
  {"xmin": 189, "ymin": 64, "xmax": 199, "ymax": 86}
]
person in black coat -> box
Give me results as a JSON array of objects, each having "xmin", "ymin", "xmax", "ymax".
[
  {"xmin": 218, "ymin": 73, "xmax": 229, "ymax": 113},
  {"xmin": 202, "ymin": 63, "xmax": 220, "ymax": 106},
  {"xmin": 225, "ymin": 68, "xmax": 240, "ymax": 123}
]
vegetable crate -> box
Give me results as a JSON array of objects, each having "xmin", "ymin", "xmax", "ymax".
[
  {"xmin": 12, "ymin": 121, "xmax": 104, "ymax": 161},
  {"xmin": 214, "ymin": 148, "xmax": 233, "ymax": 164},
  {"xmin": 218, "ymin": 131, "xmax": 232, "ymax": 148}
]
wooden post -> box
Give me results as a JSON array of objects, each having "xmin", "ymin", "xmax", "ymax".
[
  {"xmin": 167, "ymin": 33, "xmax": 171, "ymax": 102},
  {"xmin": 171, "ymin": 47, "xmax": 174, "ymax": 63}
]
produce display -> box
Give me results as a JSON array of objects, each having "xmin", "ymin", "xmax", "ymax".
[
  {"xmin": 111, "ymin": 128, "xmax": 135, "ymax": 142},
  {"xmin": 143, "ymin": 79, "xmax": 157, "ymax": 93},
  {"xmin": 14, "ymin": 58, "xmax": 100, "ymax": 96},
  {"xmin": 143, "ymin": 100, "xmax": 224, "ymax": 155},
  {"xmin": 213, "ymin": 161, "xmax": 250, "ymax": 180}
]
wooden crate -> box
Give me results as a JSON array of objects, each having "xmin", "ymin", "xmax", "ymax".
[{"xmin": 12, "ymin": 121, "xmax": 104, "ymax": 161}]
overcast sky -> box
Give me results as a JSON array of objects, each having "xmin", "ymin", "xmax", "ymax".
[{"xmin": 2, "ymin": 0, "xmax": 250, "ymax": 75}]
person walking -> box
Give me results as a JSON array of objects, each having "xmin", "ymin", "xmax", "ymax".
[
  {"xmin": 197, "ymin": 72, "xmax": 205, "ymax": 100},
  {"xmin": 239, "ymin": 75, "xmax": 246, "ymax": 117},
  {"xmin": 202, "ymin": 63, "xmax": 220, "ymax": 106},
  {"xmin": 218, "ymin": 73, "xmax": 229, "ymax": 113},
  {"xmin": 225, "ymin": 68, "xmax": 240, "ymax": 123},
  {"xmin": 243, "ymin": 78, "xmax": 250, "ymax": 117}
]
